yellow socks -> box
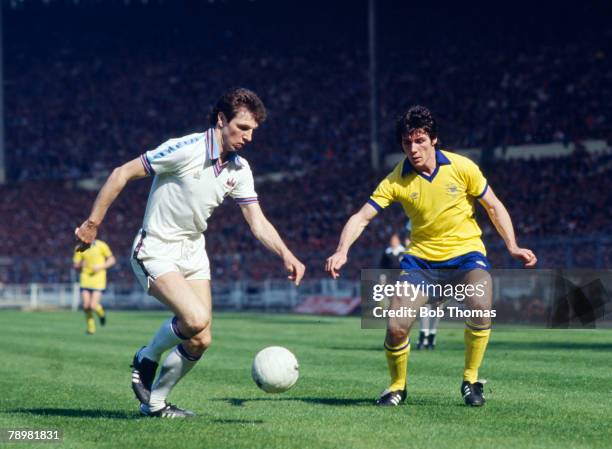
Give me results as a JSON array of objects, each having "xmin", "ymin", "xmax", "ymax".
[
  {"xmin": 463, "ymin": 322, "xmax": 491, "ymax": 383},
  {"xmin": 384, "ymin": 338, "xmax": 411, "ymax": 391},
  {"xmin": 383, "ymin": 323, "xmax": 489, "ymax": 389},
  {"xmin": 85, "ymin": 310, "xmax": 96, "ymax": 334},
  {"xmin": 93, "ymin": 304, "xmax": 105, "ymax": 318}
]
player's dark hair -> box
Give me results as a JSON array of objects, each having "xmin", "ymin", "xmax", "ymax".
[
  {"xmin": 210, "ymin": 87, "xmax": 267, "ymax": 126},
  {"xmin": 395, "ymin": 105, "xmax": 438, "ymax": 144}
]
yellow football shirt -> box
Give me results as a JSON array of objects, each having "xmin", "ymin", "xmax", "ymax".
[
  {"xmin": 73, "ymin": 240, "xmax": 113, "ymax": 290},
  {"xmin": 369, "ymin": 150, "xmax": 488, "ymax": 261}
]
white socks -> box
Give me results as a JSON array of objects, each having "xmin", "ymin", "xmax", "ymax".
[
  {"xmin": 140, "ymin": 316, "xmax": 188, "ymax": 362},
  {"xmin": 149, "ymin": 344, "xmax": 202, "ymax": 411}
]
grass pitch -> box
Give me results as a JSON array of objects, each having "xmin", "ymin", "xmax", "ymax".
[{"xmin": 0, "ymin": 310, "xmax": 610, "ymax": 449}]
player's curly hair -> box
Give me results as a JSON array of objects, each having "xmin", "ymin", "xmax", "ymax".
[
  {"xmin": 395, "ymin": 105, "xmax": 438, "ymax": 144},
  {"xmin": 210, "ymin": 87, "xmax": 267, "ymax": 126}
]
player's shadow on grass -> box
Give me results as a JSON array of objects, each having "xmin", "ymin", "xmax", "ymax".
[
  {"xmin": 489, "ymin": 341, "xmax": 612, "ymax": 351},
  {"xmin": 212, "ymin": 419, "xmax": 265, "ymax": 424},
  {"xmin": 217, "ymin": 397, "xmax": 373, "ymax": 407},
  {"xmin": 328, "ymin": 345, "xmax": 381, "ymax": 352},
  {"xmin": 240, "ymin": 317, "xmax": 339, "ymax": 326},
  {"xmin": 327, "ymin": 344, "xmax": 465, "ymax": 352},
  {"xmin": 10, "ymin": 408, "xmax": 139, "ymax": 420},
  {"xmin": 332, "ymin": 341, "xmax": 612, "ymax": 353}
]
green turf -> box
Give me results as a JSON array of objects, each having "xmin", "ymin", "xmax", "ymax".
[{"xmin": 0, "ymin": 311, "xmax": 610, "ymax": 449}]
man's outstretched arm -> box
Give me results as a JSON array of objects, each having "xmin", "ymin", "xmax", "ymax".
[
  {"xmin": 239, "ymin": 202, "xmax": 306, "ymax": 286},
  {"xmin": 478, "ymin": 186, "xmax": 537, "ymax": 267},
  {"xmin": 75, "ymin": 157, "xmax": 148, "ymax": 250},
  {"xmin": 325, "ymin": 202, "xmax": 379, "ymax": 279}
]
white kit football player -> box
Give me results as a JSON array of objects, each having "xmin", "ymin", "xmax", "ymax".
[{"xmin": 75, "ymin": 88, "xmax": 305, "ymax": 418}]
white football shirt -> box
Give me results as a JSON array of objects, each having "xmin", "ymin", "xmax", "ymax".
[{"xmin": 138, "ymin": 128, "xmax": 258, "ymax": 241}]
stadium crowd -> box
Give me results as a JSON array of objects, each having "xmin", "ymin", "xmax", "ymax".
[
  {"xmin": 6, "ymin": 3, "xmax": 611, "ymax": 181},
  {"xmin": 1, "ymin": 148, "xmax": 610, "ymax": 283},
  {"xmin": 1, "ymin": 2, "xmax": 611, "ymax": 283}
]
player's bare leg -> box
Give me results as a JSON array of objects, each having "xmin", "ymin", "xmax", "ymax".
[
  {"xmin": 144, "ymin": 280, "xmax": 212, "ymax": 417},
  {"xmin": 131, "ymin": 272, "xmax": 210, "ymax": 407},
  {"xmin": 182, "ymin": 280, "xmax": 213, "ymax": 358},
  {"xmin": 149, "ymin": 273, "xmax": 212, "ymax": 337},
  {"xmin": 132, "ymin": 273, "xmax": 211, "ymax": 417},
  {"xmin": 460, "ymin": 269, "xmax": 493, "ymax": 406},
  {"xmin": 377, "ymin": 290, "xmax": 428, "ymax": 406},
  {"xmin": 81, "ymin": 289, "xmax": 95, "ymax": 334},
  {"xmin": 89, "ymin": 290, "xmax": 106, "ymax": 326}
]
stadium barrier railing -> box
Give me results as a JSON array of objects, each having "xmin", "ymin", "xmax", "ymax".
[{"xmin": 0, "ymin": 279, "xmax": 359, "ymax": 312}]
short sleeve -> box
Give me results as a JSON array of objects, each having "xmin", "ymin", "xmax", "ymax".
[
  {"xmin": 230, "ymin": 168, "xmax": 259, "ymax": 206},
  {"xmin": 141, "ymin": 136, "xmax": 199, "ymax": 176},
  {"xmin": 100, "ymin": 241, "xmax": 113, "ymax": 258},
  {"xmin": 73, "ymin": 251, "xmax": 83, "ymax": 264},
  {"xmin": 368, "ymin": 173, "xmax": 397, "ymax": 212},
  {"xmin": 463, "ymin": 159, "xmax": 488, "ymax": 198}
]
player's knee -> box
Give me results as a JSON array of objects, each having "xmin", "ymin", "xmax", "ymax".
[
  {"xmin": 386, "ymin": 326, "xmax": 409, "ymax": 345},
  {"xmin": 189, "ymin": 332, "xmax": 212, "ymax": 351},
  {"xmin": 466, "ymin": 317, "xmax": 492, "ymax": 328},
  {"xmin": 181, "ymin": 311, "xmax": 210, "ymax": 337},
  {"xmin": 182, "ymin": 321, "xmax": 207, "ymax": 337}
]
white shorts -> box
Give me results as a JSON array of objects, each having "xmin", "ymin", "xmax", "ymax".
[{"xmin": 131, "ymin": 229, "xmax": 211, "ymax": 293}]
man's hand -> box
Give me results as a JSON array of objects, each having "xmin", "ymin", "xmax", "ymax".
[
  {"xmin": 284, "ymin": 254, "xmax": 306, "ymax": 286},
  {"xmin": 325, "ymin": 251, "xmax": 348, "ymax": 279},
  {"xmin": 75, "ymin": 219, "xmax": 99, "ymax": 252},
  {"xmin": 509, "ymin": 246, "xmax": 537, "ymax": 268}
]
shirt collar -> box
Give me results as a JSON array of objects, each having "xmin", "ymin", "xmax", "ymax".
[
  {"xmin": 207, "ymin": 128, "xmax": 242, "ymax": 168},
  {"xmin": 401, "ymin": 149, "xmax": 451, "ymax": 177}
]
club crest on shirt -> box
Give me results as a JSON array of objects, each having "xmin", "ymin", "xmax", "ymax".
[
  {"xmin": 225, "ymin": 178, "xmax": 236, "ymax": 189},
  {"xmin": 410, "ymin": 192, "xmax": 419, "ymax": 201},
  {"xmin": 446, "ymin": 183, "xmax": 459, "ymax": 197}
]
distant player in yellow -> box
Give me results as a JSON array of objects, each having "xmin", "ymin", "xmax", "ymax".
[
  {"xmin": 73, "ymin": 239, "xmax": 116, "ymax": 334},
  {"xmin": 326, "ymin": 106, "xmax": 537, "ymax": 406}
]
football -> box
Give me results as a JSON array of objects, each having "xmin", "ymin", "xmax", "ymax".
[{"xmin": 251, "ymin": 346, "xmax": 300, "ymax": 393}]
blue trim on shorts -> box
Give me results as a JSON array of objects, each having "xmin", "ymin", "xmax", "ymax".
[
  {"xmin": 80, "ymin": 287, "xmax": 105, "ymax": 293},
  {"xmin": 399, "ymin": 251, "xmax": 491, "ymax": 287},
  {"xmin": 400, "ymin": 251, "xmax": 491, "ymax": 271}
]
